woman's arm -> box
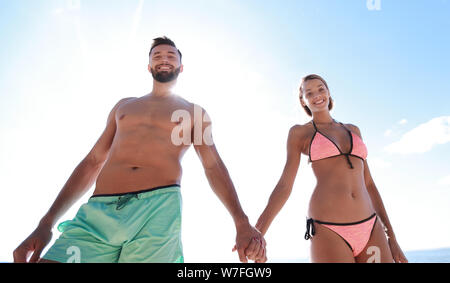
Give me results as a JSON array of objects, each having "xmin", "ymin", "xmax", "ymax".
[
  {"xmin": 255, "ymin": 125, "xmax": 304, "ymax": 236},
  {"xmin": 192, "ymin": 106, "xmax": 264, "ymax": 263},
  {"xmin": 347, "ymin": 124, "xmax": 397, "ymax": 239},
  {"xmin": 363, "ymin": 161, "xmax": 397, "ymax": 239},
  {"xmin": 350, "ymin": 124, "xmax": 408, "ymax": 263},
  {"xmin": 363, "ymin": 160, "xmax": 408, "ymax": 262}
]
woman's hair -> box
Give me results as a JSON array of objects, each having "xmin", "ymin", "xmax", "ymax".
[{"xmin": 299, "ymin": 74, "xmax": 333, "ymax": 117}]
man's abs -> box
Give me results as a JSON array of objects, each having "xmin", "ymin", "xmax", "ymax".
[
  {"xmin": 93, "ymin": 122, "xmax": 189, "ymax": 195},
  {"xmin": 94, "ymin": 157, "xmax": 183, "ymax": 196},
  {"xmin": 92, "ymin": 95, "xmax": 194, "ymax": 195}
]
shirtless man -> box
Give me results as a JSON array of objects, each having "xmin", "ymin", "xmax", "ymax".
[{"xmin": 13, "ymin": 36, "xmax": 266, "ymax": 263}]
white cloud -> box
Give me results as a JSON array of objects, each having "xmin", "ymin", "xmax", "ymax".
[
  {"xmin": 398, "ymin": 119, "xmax": 408, "ymax": 125},
  {"xmin": 51, "ymin": 8, "xmax": 64, "ymax": 15},
  {"xmin": 384, "ymin": 116, "xmax": 450, "ymax": 154},
  {"xmin": 368, "ymin": 157, "xmax": 392, "ymax": 169},
  {"xmin": 67, "ymin": 0, "xmax": 81, "ymax": 11},
  {"xmin": 384, "ymin": 129, "xmax": 393, "ymax": 137},
  {"xmin": 438, "ymin": 175, "xmax": 450, "ymax": 187},
  {"xmin": 129, "ymin": 0, "xmax": 145, "ymax": 44},
  {"xmin": 384, "ymin": 119, "xmax": 408, "ymax": 138}
]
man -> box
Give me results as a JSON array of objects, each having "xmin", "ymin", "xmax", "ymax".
[{"xmin": 13, "ymin": 37, "xmax": 266, "ymax": 263}]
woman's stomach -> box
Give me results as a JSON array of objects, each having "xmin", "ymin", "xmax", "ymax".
[{"xmin": 308, "ymin": 180, "xmax": 375, "ymax": 223}]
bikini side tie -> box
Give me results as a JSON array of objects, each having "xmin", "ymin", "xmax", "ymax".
[{"xmin": 305, "ymin": 218, "xmax": 316, "ymax": 240}]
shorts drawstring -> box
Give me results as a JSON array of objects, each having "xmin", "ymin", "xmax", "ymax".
[
  {"xmin": 117, "ymin": 194, "xmax": 139, "ymax": 210},
  {"xmin": 106, "ymin": 194, "xmax": 139, "ymax": 210}
]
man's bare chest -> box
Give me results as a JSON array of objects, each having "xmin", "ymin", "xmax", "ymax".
[{"xmin": 116, "ymin": 101, "xmax": 194, "ymax": 131}]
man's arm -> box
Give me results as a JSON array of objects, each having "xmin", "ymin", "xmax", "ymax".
[
  {"xmin": 13, "ymin": 98, "xmax": 132, "ymax": 263},
  {"xmin": 191, "ymin": 106, "xmax": 265, "ymax": 263},
  {"xmin": 39, "ymin": 98, "xmax": 134, "ymax": 227}
]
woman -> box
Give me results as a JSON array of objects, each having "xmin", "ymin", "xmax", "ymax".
[{"xmin": 255, "ymin": 74, "xmax": 408, "ymax": 263}]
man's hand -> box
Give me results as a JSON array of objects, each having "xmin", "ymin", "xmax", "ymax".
[
  {"xmin": 13, "ymin": 224, "xmax": 53, "ymax": 263},
  {"xmin": 232, "ymin": 224, "xmax": 266, "ymax": 263},
  {"xmin": 246, "ymin": 236, "xmax": 267, "ymax": 263}
]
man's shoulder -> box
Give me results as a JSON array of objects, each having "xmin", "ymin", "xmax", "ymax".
[
  {"xmin": 107, "ymin": 97, "xmax": 137, "ymax": 117},
  {"xmin": 172, "ymin": 95, "xmax": 199, "ymax": 110},
  {"xmin": 116, "ymin": 97, "xmax": 137, "ymax": 107},
  {"xmin": 120, "ymin": 97, "xmax": 137, "ymax": 102},
  {"xmin": 175, "ymin": 96, "xmax": 210, "ymax": 116}
]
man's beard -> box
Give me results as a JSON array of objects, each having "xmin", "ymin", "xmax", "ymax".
[{"xmin": 151, "ymin": 66, "xmax": 181, "ymax": 83}]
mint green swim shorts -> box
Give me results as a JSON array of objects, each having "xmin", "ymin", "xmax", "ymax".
[{"xmin": 42, "ymin": 184, "xmax": 183, "ymax": 263}]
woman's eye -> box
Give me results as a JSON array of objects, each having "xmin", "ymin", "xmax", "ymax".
[{"xmin": 319, "ymin": 88, "xmax": 324, "ymax": 92}]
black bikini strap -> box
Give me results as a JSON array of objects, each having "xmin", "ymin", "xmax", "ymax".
[
  {"xmin": 338, "ymin": 121, "xmax": 355, "ymax": 169},
  {"xmin": 311, "ymin": 120, "xmax": 318, "ymax": 131},
  {"xmin": 344, "ymin": 154, "xmax": 354, "ymax": 169},
  {"xmin": 338, "ymin": 121, "xmax": 348, "ymax": 130}
]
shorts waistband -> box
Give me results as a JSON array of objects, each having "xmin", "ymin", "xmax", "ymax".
[{"xmin": 89, "ymin": 184, "xmax": 181, "ymax": 203}]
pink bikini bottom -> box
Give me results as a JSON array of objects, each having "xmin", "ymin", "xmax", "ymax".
[{"xmin": 305, "ymin": 213, "xmax": 377, "ymax": 257}]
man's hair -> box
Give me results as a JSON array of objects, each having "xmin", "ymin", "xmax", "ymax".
[
  {"xmin": 149, "ymin": 36, "xmax": 182, "ymax": 62},
  {"xmin": 299, "ymin": 74, "xmax": 333, "ymax": 117}
]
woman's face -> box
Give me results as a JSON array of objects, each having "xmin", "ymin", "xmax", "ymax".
[{"xmin": 300, "ymin": 79, "xmax": 331, "ymax": 114}]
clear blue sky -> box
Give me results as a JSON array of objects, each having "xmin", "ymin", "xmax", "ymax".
[{"xmin": 1, "ymin": 0, "xmax": 449, "ymax": 262}]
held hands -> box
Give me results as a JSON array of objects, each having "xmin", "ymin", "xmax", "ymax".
[
  {"xmin": 13, "ymin": 223, "xmax": 53, "ymax": 263},
  {"xmin": 232, "ymin": 224, "xmax": 267, "ymax": 263}
]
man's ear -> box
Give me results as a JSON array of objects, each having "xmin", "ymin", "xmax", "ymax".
[
  {"xmin": 148, "ymin": 63, "xmax": 152, "ymax": 72},
  {"xmin": 179, "ymin": 64, "xmax": 184, "ymax": 73}
]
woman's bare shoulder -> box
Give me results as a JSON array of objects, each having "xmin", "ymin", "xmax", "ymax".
[
  {"xmin": 287, "ymin": 122, "xmax": 315, "ymax": 154},
  {"xmin": 344, "ymin": 123, "xmax": 363, "ymax": 137},
  {"xmin": 289, "ymin": 122, "xmax": 315, "ymax": 150},
  {"xmin": 290, "ymin": 122, "xmax": 314, "ymax": 137}
]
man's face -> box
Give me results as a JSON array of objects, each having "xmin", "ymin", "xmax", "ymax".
[{"xmin": 148, "ymin": 44, "xmax": 183, "ymax": 83}]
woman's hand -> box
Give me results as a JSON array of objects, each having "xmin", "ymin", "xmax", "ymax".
[
  {"xmin": 232, "ymin": 224, "xmax": 266, "ymax": 263},
  {"xmin": 388, "ymin": 238, "xmax": 408, "ymax": 263}
]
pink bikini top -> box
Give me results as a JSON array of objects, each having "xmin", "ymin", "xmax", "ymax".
[{"xmin": 308, "ymin": 120, "xmax": 368, "ymax": 169}]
